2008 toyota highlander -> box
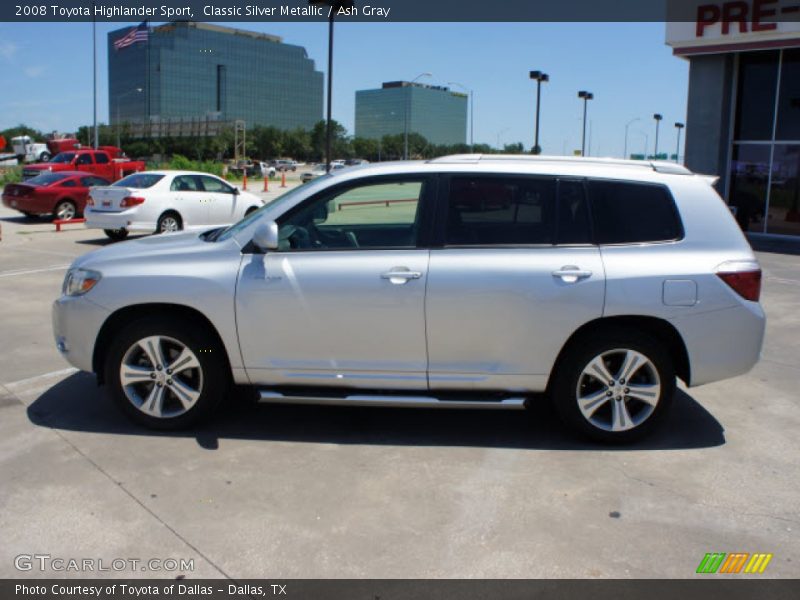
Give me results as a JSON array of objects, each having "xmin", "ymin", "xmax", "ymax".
[{"xmin": 52, "ymin": 155, "xmax": 765, "ymax": 442}]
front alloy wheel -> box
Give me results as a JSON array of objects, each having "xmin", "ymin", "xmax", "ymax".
[
  {"xmin": 106, "ymin": 316, "xmax": 229, "ymax": 429},
  {"xmin": 120, "ymin": 335, "xmax": 203, "ymax": 419}
]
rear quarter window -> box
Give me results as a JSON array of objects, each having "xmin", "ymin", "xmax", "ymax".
[{"xmin": 588, "ymin": 180, "xmax": 683, "ymax": 244}]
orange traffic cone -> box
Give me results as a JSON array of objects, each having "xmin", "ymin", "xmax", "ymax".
[
  {"xmin": 281, "ymin": 170, "xmax": 286, "ymax": 188},
  {"xmin": 263, "ymin": 176, "xmax": 269, "ymax": 192}
]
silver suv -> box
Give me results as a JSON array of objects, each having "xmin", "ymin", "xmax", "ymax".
[{"xmin": 52, "ymin": 155, "xmax": 765, "ymax": 442}]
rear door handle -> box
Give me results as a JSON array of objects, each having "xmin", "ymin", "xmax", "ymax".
[
  {"xmin": 552, "ymin": 266, "xmax": 592, "ymax": 283},
  {"xmin": 381, "ymin": 268, "xmax": 422, "ymax": 284}
]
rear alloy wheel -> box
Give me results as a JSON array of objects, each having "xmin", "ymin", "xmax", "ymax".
[
  {"xmin": 104, "ymin": 228, "xmax": 129, "ymax": 241},
  {"xmin": 552, "ymin": 331, "xmax": 675, "ymax": 443},
  {"xmin": 105, "ymin": 316, "xmax": 228, "ymax": 429},
  {"xmin": 53, "ymin": 200, "xmax": 77, "ymax": 221},
  {"xmin": 157, "ymin": 212, "xmax": 182, "ymax": 234}
]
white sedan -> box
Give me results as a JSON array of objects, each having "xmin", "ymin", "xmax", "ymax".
[{"xmin": 84, "ymin": 170, "xmax": 265, "ymax": 241}]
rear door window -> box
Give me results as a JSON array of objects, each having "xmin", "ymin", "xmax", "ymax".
[
  {"xmin": 445, "ymin": 176, "xmax": 556, "ymax": 245},
  {"xmin": 588, "ymin": 180, "xmax": 682, "ymax": 244},
  {"xmin": 95, "ymin": 153, "xmax": 109, "ymax": 164}
]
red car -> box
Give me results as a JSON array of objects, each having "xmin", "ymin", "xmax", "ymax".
[{"xmin": 2, "ymin": 171, "xmax": 110, "ymax": 220}]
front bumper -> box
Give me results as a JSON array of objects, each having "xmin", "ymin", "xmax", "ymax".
[{"xmin": 52, "ymin": 295, "xmax": 111, "ymax": 373}]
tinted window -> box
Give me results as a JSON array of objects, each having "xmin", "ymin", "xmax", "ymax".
[
  {"xmin": 556, "ymin": 180, "xmax": 592, "ymax": 244},
  {"xmin": 113, "ymin": 173, "xmax": 164, "ymax": 189},
  {"xmin": 95, "ymin": 153, "xmax": 109, "ymax": 164},
  {"xmin": 589, "ymin": 180, "xmax": 682, "ymax": 244},
  {"xmin": 279, "ymin": 180, "xmax": 424, "ymax": 250},
  {"xmin": 81, "ymin": 176, "xmax": 109, "ymax": 187},
  {"xmin": 61, "ymin": 179, "xmax": 77, "ymax": 188},
  {"xmin": 75, "ymin": 154, "xmax": 93, "ymax": 165},
  {"xmin": 200, "ymin": 175, "xmax": 232, "ymax": 193},
  {"xmin": 445, "ymin": 176, "xmax": 556, "ymax": 245},
  {"xmin": 26, "ymin": 173, "xmax": 69, "ymax": 186},
  {"xmin": 170, "ymin": 175, "xmax": 201, "ymax": 192},
  {"xmin": 50, "ymin": 152, "xmax": 75, "ymax": 164},
  {"xmin": 734, "ymin": 51, "xmax": 779, "ymax": 141}
]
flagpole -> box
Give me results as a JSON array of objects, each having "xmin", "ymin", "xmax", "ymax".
[{"xmin": 92, "ymin": 2, "xmax": 98, "ymax": 149}]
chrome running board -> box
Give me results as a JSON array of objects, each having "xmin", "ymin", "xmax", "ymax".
[{"xmin": 257, "ymin": 391, "xmax": 526, "ymax": 410}]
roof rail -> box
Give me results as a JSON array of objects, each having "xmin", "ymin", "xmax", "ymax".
[{"xmin": 428, "ymin": 153, "xmax": 694, "ymax": 175}]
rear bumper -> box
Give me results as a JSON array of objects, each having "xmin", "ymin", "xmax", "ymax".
[
  {"xmin": 2, "ymin": 194, "xmax": 50, "ymax": 214},
  {"xmin": 84, "ymin": 208, "xmax": 153, "ymax": 232},
  {"xmin": 670, "ymin": 302, "xmax": 766, "ymax": 387}
]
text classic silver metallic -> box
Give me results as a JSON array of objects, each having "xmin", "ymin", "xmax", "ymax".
[{"xmin": 52, "ymin": 155, "xmax": 765, "ymax": 442}]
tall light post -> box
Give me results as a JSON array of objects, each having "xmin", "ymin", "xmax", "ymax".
[
  {"xmin": 530, "ymin": 71, "xmax": 549, "ymax": 155},
  {"xmin": 624, "ymin": 117, "xmax": 640, "ymax": 159},
  {"xmin": 674, "ymin": 122, "xmax": 685, "ymax": 163},
  {"xmin": 447, "ymin": 81, "xmax": 473, "ymax": 152},
  {"xmin": 309, "ymin": 1, "xmax": 353, "ymax": 172},
  {"xmin": 404, "ymin": 72, "xmax": 432, "ymax": 160},
  {"xmin": 653, "ymin": 113, "xmax": 663, "ymax": 158},
  {"xmin": 115, "ymin": 87, "xmax": 143, "ymax": 148},
  {"xmin": 496, "ymin": 127, "xmax": 510, "ymax": 150},
  {"xmin": 578, "ymin": 91, "xmax": 593, "ymax": 157}
]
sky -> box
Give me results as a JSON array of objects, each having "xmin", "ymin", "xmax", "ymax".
[{"xmin": 0, "ymin": 21, "xmax": 688, "ymax": 158}]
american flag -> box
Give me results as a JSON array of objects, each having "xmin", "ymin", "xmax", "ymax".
[{"xmin": 113, "ymin": 22, "xmax": 148, "ymax": 51}]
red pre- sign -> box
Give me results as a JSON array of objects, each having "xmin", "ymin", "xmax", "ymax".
[{"xmin": 697, "ymin": 0, "xmax": 780, "ymax": 36}]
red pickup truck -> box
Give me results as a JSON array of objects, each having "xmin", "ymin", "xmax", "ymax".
[{"xmin": 22, "ymin": 148, "xmax": 145, "ymax": 182}]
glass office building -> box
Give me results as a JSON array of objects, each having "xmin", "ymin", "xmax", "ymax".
[
  {"xmin": 355, "ymin": 82, "xmax": 467, "ymax": 146},
  {"xmin": 108, "ymin": 22, "xmax": 323, "ymax": 132},
  {"xmin": 667, "ymin": 14, "xmax": 800, "ymax": 237}
]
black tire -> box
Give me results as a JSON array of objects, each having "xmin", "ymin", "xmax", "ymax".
[
  {"xmin": 53, "ymin": 199, "xmax": 77, "ymax": 221},
  {"xmin": 104, "ymin": 228, "xmax": 129, "ymax": 241},
  {"xmin": 40, "ymin": 152, "xmax": 51, "ymax": 162},
  {"xmin": 156, "ymin": 211, "xmax": 183, "ymax": 234},
  {"xmin": 550, "ymin": 328, "xmax": 675, "ymax": 444},
  {"xmin": 104, "ymin": 315, "xmax": 229, "ymax": 430}
]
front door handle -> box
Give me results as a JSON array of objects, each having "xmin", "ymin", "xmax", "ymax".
[
  {"xmin": 381, "ymin": 267, "xmax": 422, "ymax": 284},
  {"xmin": 552, "ymin": 265, "xmax": 592, "ymax": 283}
]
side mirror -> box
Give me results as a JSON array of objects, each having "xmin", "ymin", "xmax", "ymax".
[
  {"xmin": 232, "ymin": 186, "xmax": 240, "ymax": 195},
  {"xmin": 252, "ymin": 221, "xmax": 279, "ymax": 251}
]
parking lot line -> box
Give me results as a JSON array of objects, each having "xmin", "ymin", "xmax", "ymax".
[
  {"xmin": 4, "ymin": 367, "xmax": 77, "ymax": 390},
  {"xmin": 0, "ymin": 264, "xmax": 70, "ymax": 278}
]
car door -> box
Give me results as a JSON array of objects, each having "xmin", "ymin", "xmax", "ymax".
[
  {"xmin": 200, "ymin": 175, "xmax": 239, "ymax": 224},
  {"xmin": 169, "ymin": 174, "xmax": 210, "ymax": 227},
  {"xmin": 425, "ymin": 175, "xmax": 605, "ymax": 392},
  {"xmin": 236, "ymin": 175, "xmax": 435, "ymax": 389}
]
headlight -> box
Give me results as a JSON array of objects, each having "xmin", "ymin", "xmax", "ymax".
[{"xmin": 62, "ymin": 268, "xmax": 102, "ymax": 296}]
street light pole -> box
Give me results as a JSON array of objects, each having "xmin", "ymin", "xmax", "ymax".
[
  {"xmin": 530, "ymin": 71, "xmax": 549, "ymax": 155},
  {"xmin": 624, "ymin": 117, "xmax": 640, "ymax": 159},
  {"xmin": 496, "ymin": 127, "xmax": 510, "ymax": 150},
  {"xmin": 653, "ymin": 113, "xmax": 663, "ymax": 158},
  {"xmin": 404, "ymin": 72, "xmax": 432, "ymax": 160},
  {"xmin": 578, "ymin": 91, "xmax": 593, "ymax": 157},
  {"xmin": 674, "ymin": 122, "xmax": 685, "ymax": 163},
  {"xmin": 447, "ymin": 81, "xmax": 473, "ymax": 151}
]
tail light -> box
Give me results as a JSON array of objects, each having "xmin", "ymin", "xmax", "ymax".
[
  {"xmin": 716, "ymin": 261, "xmax": 762, "ymax": 302},
  {"xmin": 120, "ymin": 196, "xmax": 145, "ymax": 207},
  {"xmin": 86, "ymin": 197, "xmax": 94, "ymax": 206}
]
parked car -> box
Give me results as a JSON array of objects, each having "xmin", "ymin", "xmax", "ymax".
[
  {"xmin": 344, "ymin": 158, "xmax": 369, "ymax": 166},
  {"xmin": 300, "ymin": 162, "xmax": 344, "ymax": 183},
  {"xmin": 83, "ymin": 170, "xmax": 265, "ymax": 241},
  {"xmin": 22, "ymin": 148, "xmax": 144, "ymax": 182},
  {"xmin": 2, "ymin": 171, "xmax": 110, "ymax": 220},
  {"xmin": 273, "ymin": 159, "xmax": 297, "ymax": 172},
  {"xmin": 259, "ymin": 161, "xmax": 277, "ymax": 179},
  {"xmin": 53, "ymin": 156, "xmax": 765, "ymax": 442}
]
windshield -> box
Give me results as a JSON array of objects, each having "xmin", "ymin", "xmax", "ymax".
[
  {"xmin": 113, "ymin": 173, "xmax": 164, "ymax": 189},
  {"xmin": 50, "ymin": 152, "xmax": 75, "ymax": 164},
  {"xmin": 25, "ymin": 173, "xmax": 69, "ymax": 186},
  {"xmin": 216, "ymin": 178, "xmax": 328, "ymax": 242}
]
